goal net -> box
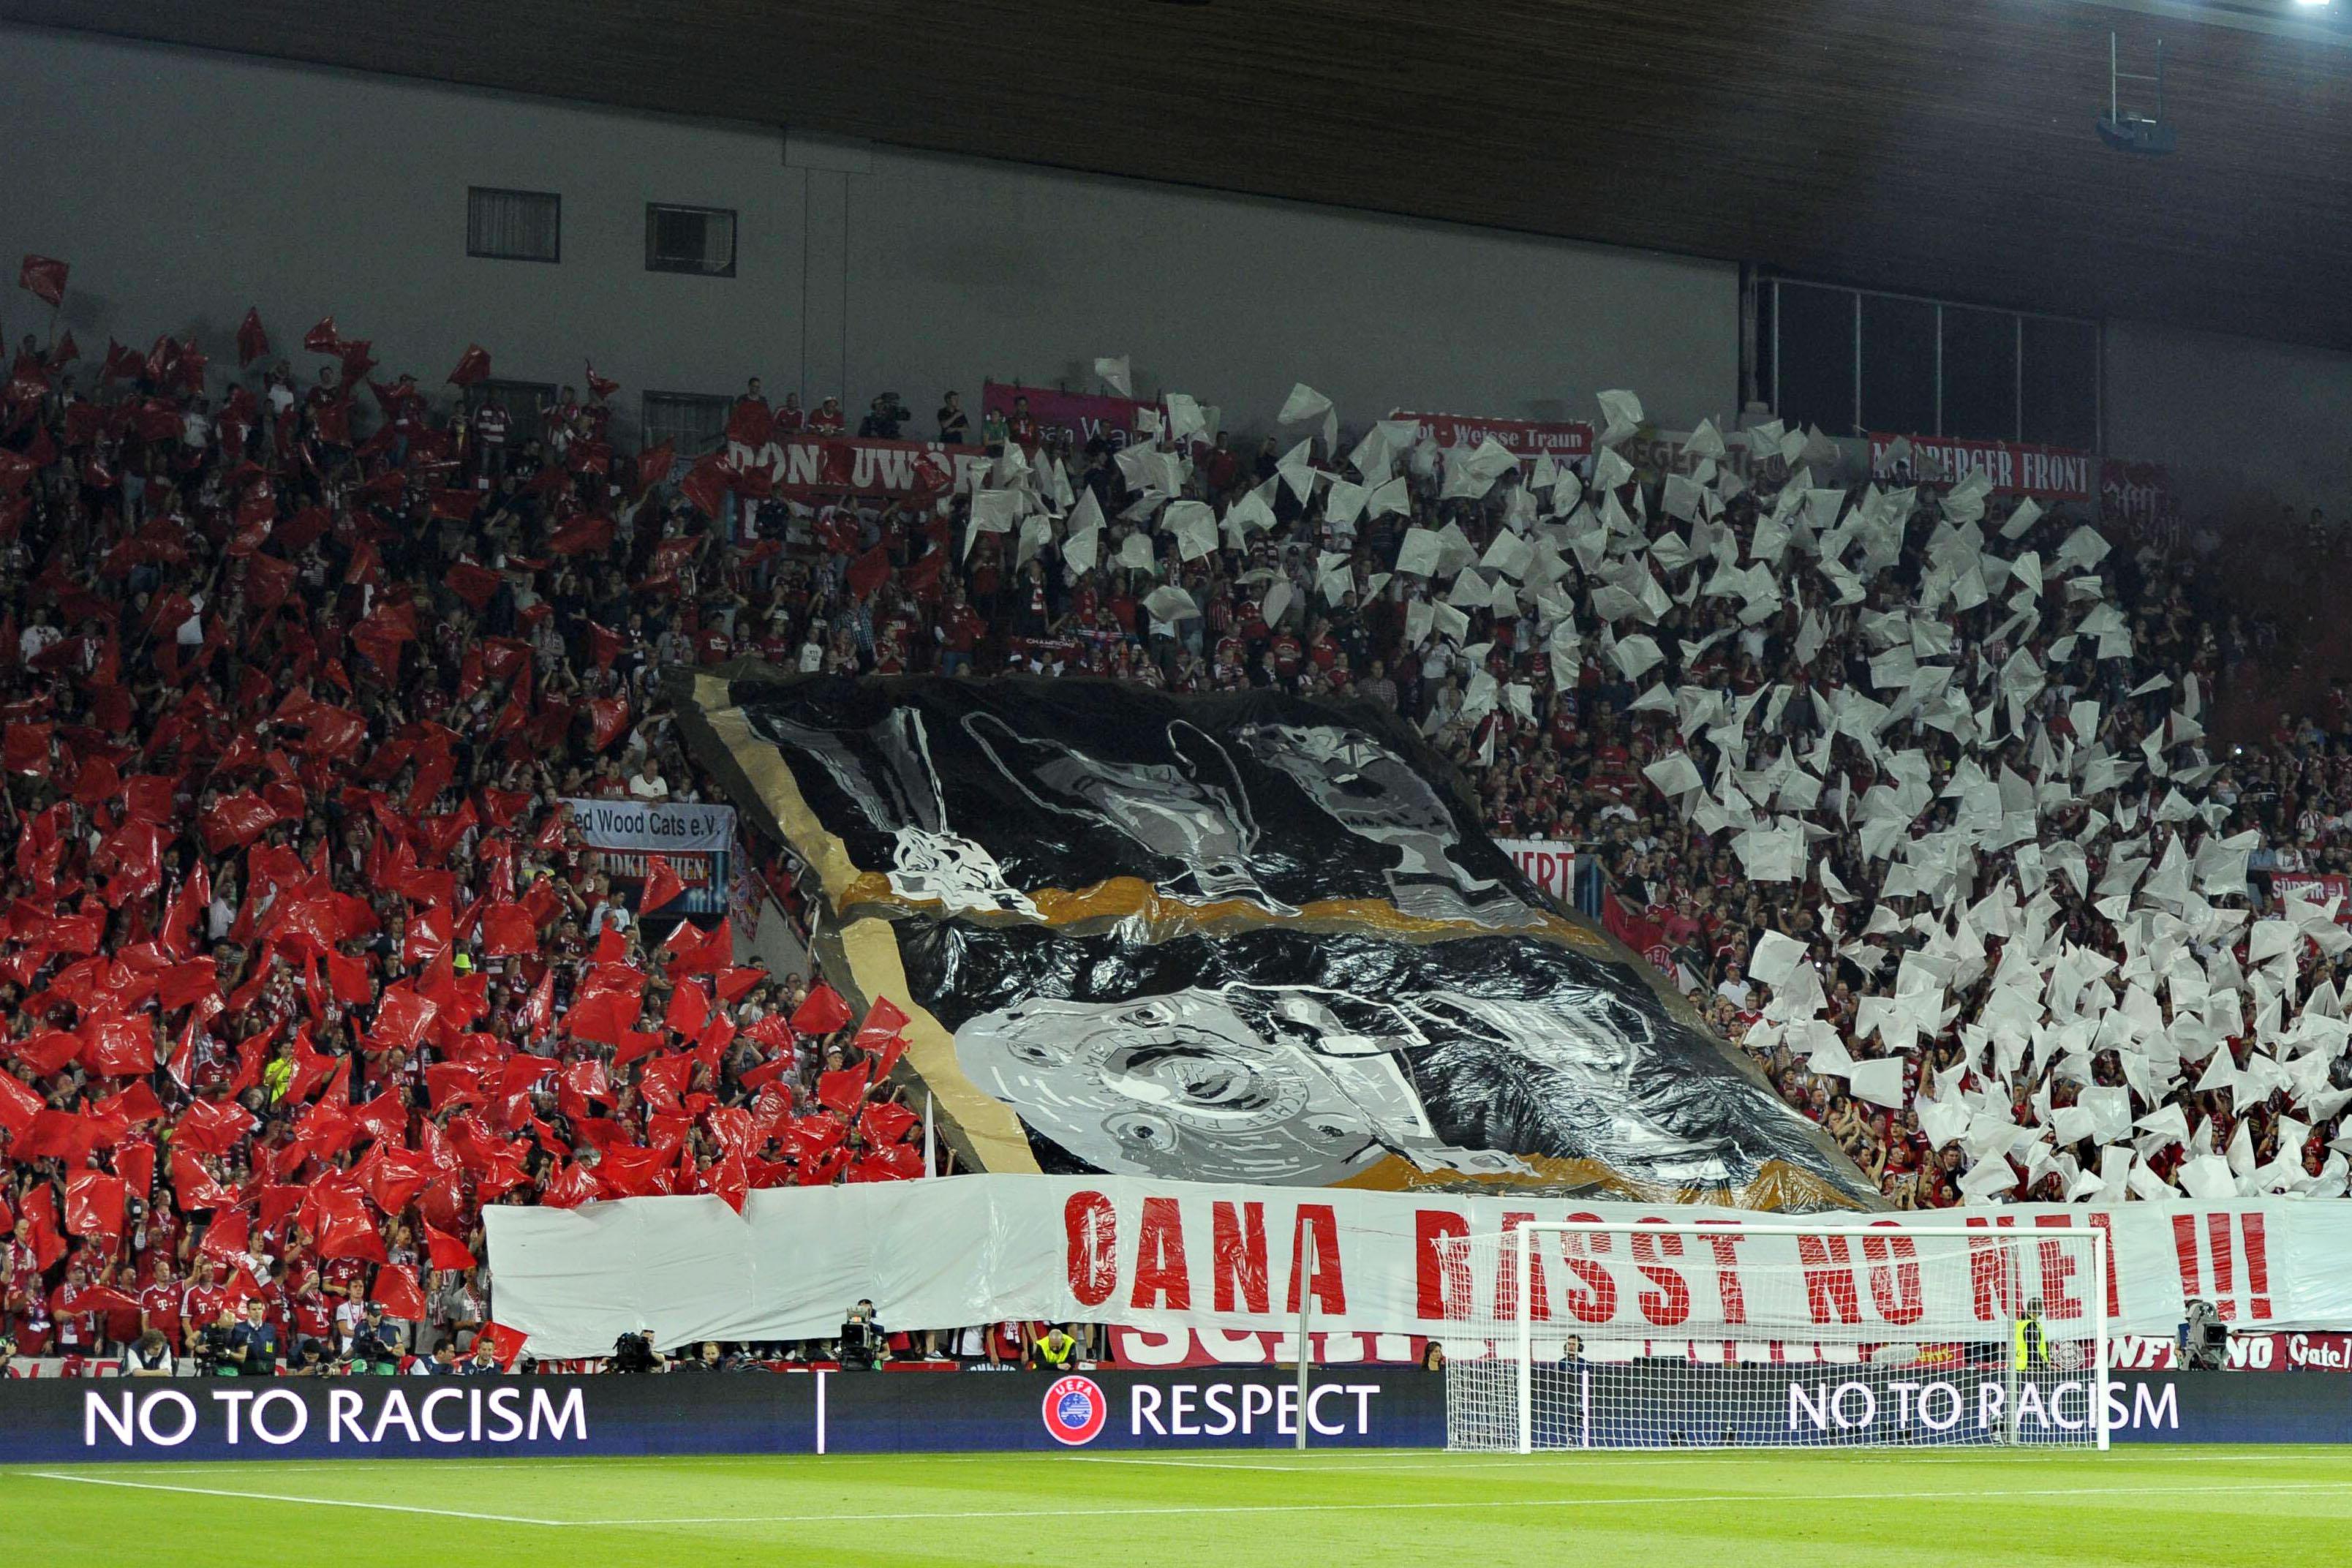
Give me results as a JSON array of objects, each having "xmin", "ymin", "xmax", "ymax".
[{"xmin": 1436, "ymin": 1222, "xmax": 2108, "ymax": 1452}]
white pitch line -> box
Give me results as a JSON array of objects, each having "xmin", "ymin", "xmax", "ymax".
[
  {"xmin": 24, "ymin": 1471, "xmax": 568, "ymax": 1526},
  {"xmin": 556, "ymin": 1480, "xmax": 2352, "ymax": 1529}
]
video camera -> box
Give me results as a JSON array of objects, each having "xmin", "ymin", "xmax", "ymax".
[
  {"xmin": 839, "ymin": 1300, "xmax": 885, "ymax": 1370},
  {"xmin": 611, "ymin": 1330, "xmax": 659, "ymax": 1373}
]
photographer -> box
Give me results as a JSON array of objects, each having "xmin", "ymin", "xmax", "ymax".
[
  {"xmin": 838, "ymin": 1300, "xmax": 886, "ymax": 1370},
  {"xmin": 352, "ymin": 1301, "xmax": 406, "ymax": 1373}
]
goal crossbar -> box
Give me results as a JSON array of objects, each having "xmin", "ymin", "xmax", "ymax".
[{"xmin": 1443, "ymin": 1221, "xmax": 2110, "ymax": 1454}]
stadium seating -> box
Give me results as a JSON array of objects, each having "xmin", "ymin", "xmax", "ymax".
[{"xmin": 0, "ymin": 287, "xmax": 2342, "ymax": 1374}]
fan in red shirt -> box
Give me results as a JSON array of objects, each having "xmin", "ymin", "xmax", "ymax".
[{"xmin": 140, "ymin": 1259, "xmax": 185, "ymax": 1349}]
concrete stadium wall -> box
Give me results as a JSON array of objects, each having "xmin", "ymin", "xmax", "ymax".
[
  {"xmin": 0, "ymin": 24, "xmax": 1741, "ymax": 445},
  {"xmin": 2105, "ymin": 319, "xmax": 2352, "ymax": 519}
]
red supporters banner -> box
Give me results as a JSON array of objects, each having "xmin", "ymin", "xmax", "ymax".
[
  {"xmin": 2271, "ymin": 871, "xmax": 2352, "ymax": 925},
  {"xmin": 1868, "ymin": 433, "xmax": 2096, "ymax": 501},
  {"xmin": 2100, "ymin": 456, "xmax": 2182, "ymax": 545},
  {"xmin": 727, "ymin": 435, "xmax": 985, "ymax": 500},
  {"xmin": 1389, "ymin": 410, "xmax": 1594, "ymax": 463},
  {"xmin": 982, "ymin": 381, "xmax": 1160, "ymax": 452}
]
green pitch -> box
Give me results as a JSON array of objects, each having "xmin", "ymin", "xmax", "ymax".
[{"xmin": 3, "ymin": 1447, "xmax": 2345, "ymax": 1567}]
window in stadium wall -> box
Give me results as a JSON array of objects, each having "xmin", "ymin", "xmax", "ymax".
[
  {"xmin": 1939, "ymin": 304, "xmax": 2016, "ymax": 442},
  {"xmin": 1761, "ymin": 276, "xmax": 2099, "ymax": 448},
  {"xmin": 646, "ymin": 203, "xmax": 737, "ymax": 277},
  {"xmin": 467, "ymin": 186, "xmax": 562, "ymax": 263},
  {"xmin": 642, "ymin": 391, "xmax": 734, "ymax": 456},
  {"xmin": 467, "ymin": 379, "xmax": 555, "ymax": 445},
  {"xmin": 1859, "ymin": 293, "xmax": 1936, "ymax": 440},
  {"xmin": 1767, "ymin": 280, "xmax": 1858, "ymax": 437}
]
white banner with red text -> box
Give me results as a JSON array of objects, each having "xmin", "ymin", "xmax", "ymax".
[{"xmin": 483, "ymin": 1176, "xmax": 2352, "ymax": 1359}]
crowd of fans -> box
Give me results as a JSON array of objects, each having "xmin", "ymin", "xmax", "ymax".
[{"xmin": 1, "ymin": 274, "xmax": 2346, "ymax": 1373}]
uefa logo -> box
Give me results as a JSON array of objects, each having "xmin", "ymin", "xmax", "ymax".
[{"xmin": 1041, "ymin": 1374, "xmax": 1109, "ymax": 1446}]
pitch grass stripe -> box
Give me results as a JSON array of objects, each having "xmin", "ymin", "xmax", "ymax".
[
  {"xmin": 564, "ymin": 1480, "xmax": 2352, "ymax": 1527},
  {"xmin": 26, "ymin": 1472, "xmax": 570, "ymax": 1526}
]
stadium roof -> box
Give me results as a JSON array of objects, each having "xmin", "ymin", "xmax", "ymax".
[{"xmin": 15, "ymin": 0, "xmax": 2352, "ymax": 349}]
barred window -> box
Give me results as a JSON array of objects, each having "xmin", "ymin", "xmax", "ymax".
[
  {"xmin": 646, "ymin": 204, "xmax": 736, "ymax": 277},
  {"xmin": 641, "ymin": 391, "xmax": 732, "ymax": 456},
  {"xmin": 467, "ymin": 187, "xmax": 561, "ymax": 263}
]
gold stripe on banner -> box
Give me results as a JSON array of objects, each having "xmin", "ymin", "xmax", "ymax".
[
  {"xmin": 831, "ymin": 871, "xmax": 1616, "ymax": 952},
  {"xmin": 1330, "ymin": 1153, "xmax": 1868, "ymax": 1212},
  {"xmin": 690, "ymin": 676, "xmax": 1041, "ymax": 1175}
]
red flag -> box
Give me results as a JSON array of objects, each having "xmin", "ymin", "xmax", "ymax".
[
  {"xmin": 446, "ymin": 344, "xmax": 491, "ymax": 387},
  {"xmin": 853, "ymin": 996, "xmax": 911, "ymax": 1052},
  {"xmin": 0, "ymin": 1068, "xmax": 42, "ymax": 1139},
  {"xmin": 543, "ymin": 514, "xmax": 615, "ymax": 556},
  {"xmin": 444, "ymin": 559, "xmax": 502, "ymax": 611},
  {"xmin": 64, "ymin": 1171, "xmax": 126, "ymax": 1238},
  {"xmin": 236, "ymin": 307, "xmax": 268, "ymax": 366},
  {"xmin": 372, "ymin": 1264, "xmax": 429, "ymax": 1321},
  {"xmin": 666, "ymin": 977, "xmax": 711, "ymax": 1038},
  {"xmin": 302, "ymin": 316, "xmax": 345, "ymax": 353},
  {"xmin": 791, "ymin": 984, "xmax": 854, "ymax": 1037},
  {"xmin": 815, "ymin": 1063, "xmax": 870, "ymax": 1116},
  {"xmin": 170, "ymin": 1147, "xmax": 241, "ymax": 1210},
  {"xmin": 848, "ymin": 543, "xmax": 893, "ymax": 598},
  {"xmin": 641, "ymin": 855, "xmax": 688, "ymax": 913},
  {"xmin": 423, "ymin": 1222, "xmax": 478, "ymax": 1271},
  {"xmin": 476, "ymin": 1321, "xmax": 529, "ymax": 1368},
  {"xmin": 585, "ymin": 361, "xmax": 619, "ymax": 399},
  {"xmin": 586, "ymin": 696, "xmax": 630, "ymax": 752},
  {"xmin": 18, "ymin": 254, "xmax": 67, "ymax": 308},
  {"xmin": 312, "ymin": 1186, "xmax": 389, "ymax": 1262}
]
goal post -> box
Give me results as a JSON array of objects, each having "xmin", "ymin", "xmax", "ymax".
[{"xmin": 1437, "ymin": 1221, "xmax": 2110, "ymax": 1452}]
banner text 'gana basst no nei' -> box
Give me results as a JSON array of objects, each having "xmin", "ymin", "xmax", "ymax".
[{"xmin": 483, "ymin": 1176, "xmax": 2352, "ymax": 1358}]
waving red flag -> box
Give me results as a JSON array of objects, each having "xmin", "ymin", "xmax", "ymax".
[
  {"xmin": 170, "ymin": 1147, "xmax": 242, "ymax": 1210},
  {"xmin": 641, "ymin": 854, "xmax": 688, "ymax": 913},
  {"xmin": 236, "ymin": 307, "xmax": 269, "ymax": 366},
  {"xmin": 372, "ymin": 1264, "xmax": 429, "ymax": 1321},
  {"xmin": 423, "ymin": 1221, "xmax": 478, "ymax": 1272},
  {"xmin": 64, "ymin": 1170, "xmax": 126, "ymax": 1238},
  {"xmin": 312, "ymin": 1186, "xmax": 388, "ymax": 1262},
  {"xmin": 445, "ymin": 344, "xmax": 491, "ymax": 387},
  {"xmin": 791, "ymin": 983, "xmax": 854, "ymax": 1037},
  {"xmin": 18, "ymin": 254, "xmax": 67, "ymax": 308}
]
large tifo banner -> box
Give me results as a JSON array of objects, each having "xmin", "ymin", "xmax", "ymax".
[
  {"xmin": 484, "ymin": 1175, "xmax": 2352, "ymax": 1358},
  {"xmin": 726, "ymin": 435, "xmax": 987, "ymax": 498},
  {"xmin": 564, "ymin": 797, "xmax": 736, "ymax": 916},
  {"xmin": 1494, "ymin": 837, "xmax": 1578, "ymax": 905},
  {"xmin": 671, "ymin": 674, "xmax": 1866, "ymax": 1207}
]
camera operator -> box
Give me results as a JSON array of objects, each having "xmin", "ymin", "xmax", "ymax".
[
  {"xmin": 193, "ymin": 1304, "xmax": 241, "ymax": 1376},
  {"xmin": 2183, "ymin": 1298, "xmax": 2229, "ymax": 1371},
  {"xmin": 610, "ymin": 1328, "xmax": 664, "ymax": 1373},
  {"xmin": 839, "ymin": 1300, "xmax": 886, "ymax": 1370}
]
